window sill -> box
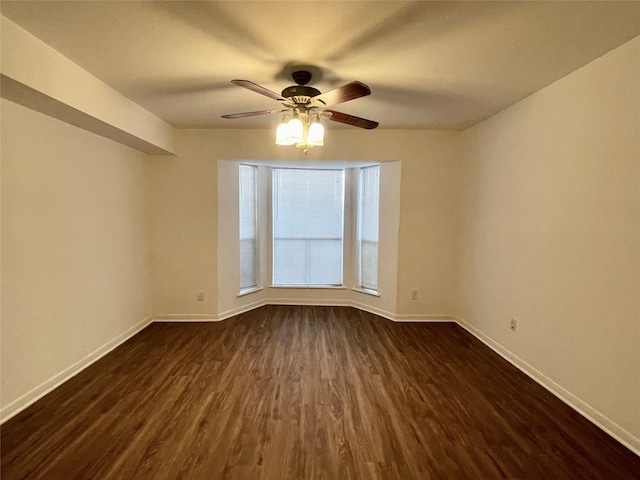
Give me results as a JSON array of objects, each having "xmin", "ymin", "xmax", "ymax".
[
  {"xmin": 352, "ymin": 287, "xmax": 380, "ymax": 297},
  {"xmin": 237, "ymin": 286, "xmax": 264, "ymax": 297},
  {"xmin": 270, "ymin": 285, "xmax": 347, "ymax": 290}
]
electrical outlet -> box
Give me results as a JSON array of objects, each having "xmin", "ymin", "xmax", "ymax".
[
  {"xmin": 510, "ymin": 318, "xmax": 518, "ymax": 331},
  {"xmin": 411, "ymin": 289, "xmax": 419, "ymax": 300},
  {"xmin": 196, "ymin": 291, "xmax": 205, "ymax": 302}
]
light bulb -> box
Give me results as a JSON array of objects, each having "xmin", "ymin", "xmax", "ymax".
[
  {"xmin": 287, "ymin": 117, "xmax": 304, "ymax": 143},
  {"xmin": 275, "ymin": 121, "xmax": 294, "ymax": 145},
  {"xmin": 307, "ymin": 121, "xmax": 324, "ymax": 146}
]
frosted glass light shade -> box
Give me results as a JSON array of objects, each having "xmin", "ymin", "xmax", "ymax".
[
  {"xmin": 287, "ymin": 118, "xmax": 304, "ymax": 143},
  {"xmin": 307, "ymin": 122, "xmax": 324, "ymax": 146},
  {"xmin": 275, "ymin": 122, "xmax": 294, "ymax": 145}
]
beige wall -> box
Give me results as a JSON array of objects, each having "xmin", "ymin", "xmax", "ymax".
[
  {"xmin": 456, "ymin": 36, "xmax": 640, "ymax": 447},
  {"xmin": 148, "ymin": 129, "xmax": 459, "ymax": 319},
  {"xmin": 1, "ymin": 99, "xmax": 153, "ymax": 420}
]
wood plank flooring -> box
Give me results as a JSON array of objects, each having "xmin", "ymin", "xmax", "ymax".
[{"xmin": 2, "ymin": 305, "xmax": 639, "ymax": 479}]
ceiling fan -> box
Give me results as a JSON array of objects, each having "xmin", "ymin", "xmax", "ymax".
[{"xmin": 221, "ymin": 69, "xmax": 379, "ymax": 149}]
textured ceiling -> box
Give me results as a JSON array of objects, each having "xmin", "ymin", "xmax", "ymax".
[{"xmin": 2, "ymin": 1, "xmax": 639, "ymax": 130}]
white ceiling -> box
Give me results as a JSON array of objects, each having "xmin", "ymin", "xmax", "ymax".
[{"xmin": 2, "ymin": 1, "xmax": 639, "ymax": 131}]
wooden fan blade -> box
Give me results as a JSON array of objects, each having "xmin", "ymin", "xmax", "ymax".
[
  {"xmin": 221, "ymin": 109, "xmax": 283, "ymax": 119},
  {"xmin": 325, "ymin": 110, "xmax": 379, "ymax": 129},
  {"xmin": 310, "ymin": 81, "xmax": 371, "ymax": 107},
  {"xmin": 231, "ymin": 80, "xmax": 286, "ymax": 101}
]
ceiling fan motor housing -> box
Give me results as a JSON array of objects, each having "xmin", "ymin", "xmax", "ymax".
[
  {"xmin": 281, "ymin": 70, "xmax": 321, "ymax": 103},
  {"xmin": 281, "ymin": 85, "xmax": 321, "ymax": 99}
]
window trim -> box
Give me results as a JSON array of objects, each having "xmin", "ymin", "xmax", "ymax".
[
  {"xmin": 357, "ymin": 164, "xmax": 380, "ymax": 293},
  {"xmin": 352, "ymin": 287, "xmax": 381, "ymax": 297},
  {"xmin": 271, "ymin": 167, "xmax": 346, "ymax": 288},
  {"xmin": 238, "ymin": 163, "xmax": 259, "ymax": 292},
  {"xmin": 237, "ymin": 286, "xmax": 264, "ymax": 297}
]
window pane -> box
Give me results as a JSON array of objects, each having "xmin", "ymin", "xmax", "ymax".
[
  {"xmin": 272, "ymin": 168, "xmax": 344, "ymax": 286},
  {"xmin": 359, "ymin": 165, "xmax": 380, "ymax": 291},
  {"xmin": 239, "ymin": 165, "xmax": 258, "ymax": 290}
]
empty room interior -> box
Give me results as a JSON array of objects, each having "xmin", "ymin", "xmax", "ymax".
[{"xmin": 1, "ymin": 1, "xmax": 639, "ymax": 479}]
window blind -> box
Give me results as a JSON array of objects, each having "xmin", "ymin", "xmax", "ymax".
[
  {"xmin": 272, "ymin": 168, "xmax": 344, "ymax": 286},
  {"xmin": 358, "ymin": 165, "xmax": 380, "ymax": 291},
  {"xmin": 239, "ymin": 164, "xmax": 258, "ymax": 290}
]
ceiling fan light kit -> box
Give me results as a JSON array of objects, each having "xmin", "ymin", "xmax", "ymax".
[
  {"xmin": 222, "ymin": 68, "xmax": 378, "ymax": 153},
  {"xmin": 275, "ymin": 113, "xmax": 324, "ymax": 149}
]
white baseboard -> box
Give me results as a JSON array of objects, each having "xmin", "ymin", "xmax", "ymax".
[
  {"xmin": 0, "ymin": 314, "xmax": 154, "ymax": 424},
  {"xmin": 454, "ymin": 315, "xmax": 640, "ymax": 456},
  {"xmin": 348, "ymin": 300, "xmax": 397, "ymax": 322},
  {"xmin": 156, "ymin": 298, "xmax": 357, "ymax": 323},
  {"xmin": 216, "ymin": 298, "xmax": 269, "ymax": 321},
  {"xmin": 219, "ymin": 299, "xmax": 457, "ymax": 324},
  {"xmin": 153, "ymin": 313, "xmax": 220, "ymax": 322},
  {"xmin": 394, "ymin": 313, "xmax": 457, "ymax": 323},
  {"xmin": 265, "ymin": 297, "xmax": 352, "ymax": 308}
]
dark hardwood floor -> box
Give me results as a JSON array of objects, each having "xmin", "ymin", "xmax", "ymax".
[{"xmin": 2, "ymin": 305, "xmax": 639, "ymax": 479}]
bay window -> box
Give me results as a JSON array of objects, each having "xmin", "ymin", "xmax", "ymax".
[{"xmin": 237, "ymin": 163, "xmax": 380, "ymax": 293}]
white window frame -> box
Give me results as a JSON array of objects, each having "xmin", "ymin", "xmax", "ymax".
[
  {"xmin": 238, "ymin": 164, "xmax": 259, "ymax": 294},
  {"xmin": 271, "ymin": 167, "xmax": 346, "ymax": 288},
  {"xmin": 235, "ymin": 162, "xmax": 382, "ymax": 295},
  {"xmin": 356, "ymin": 165, "xmax": 380, "ymax": 294}
]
